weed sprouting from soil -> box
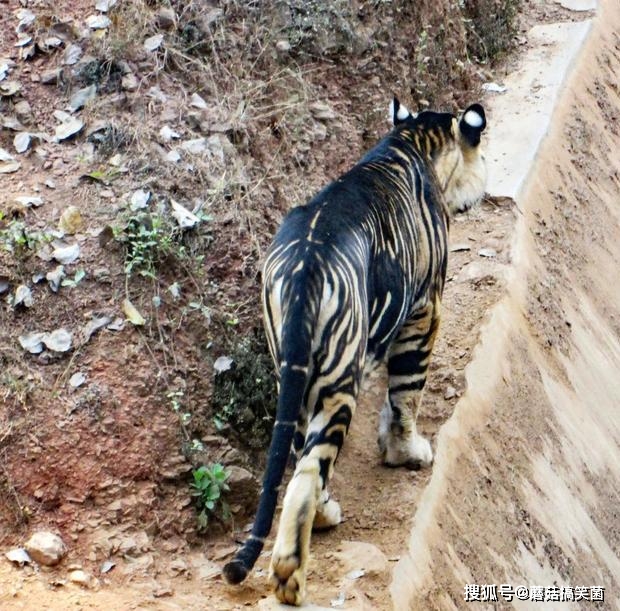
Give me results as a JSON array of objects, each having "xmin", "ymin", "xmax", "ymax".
[{"xmin": 190, "ymin": 463, "xmax": 231, "ymax": 531}]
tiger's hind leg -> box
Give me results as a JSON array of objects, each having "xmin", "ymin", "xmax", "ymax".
[
  {"xmin": 270, "ymin": 392, "xmax": 357, "ymax": 605},
  {"xmin": 378, "ymin": 298, "xmax": 440, "ymax": 470}
]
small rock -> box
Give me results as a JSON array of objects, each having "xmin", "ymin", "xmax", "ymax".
[
  {"xmin": 144, "ymin": 34, "xmax": 164, "ymax": 52},
  {"xmin": 68, "ymin": 569, "xmax": 94, "ymax": 588},
  {"xmin": 41, "ymin": 68, "xmax": 62, "ymax": 84},
  {"xmin": 100, "ymin": 560, "xmax": 115, "ymax": 574},
  {"xmin": 69, "ymin": 372, "xmax": 86, "ymax": 388},
  {"xmin": 58, "ymin": 206, "xmax": 84, "ymax": 235},
  {"xmin": 444, "ymin": 385, "xmax": 457, "ymax": 400},
  {"xmin": 24, "ymin": 531, "xmax": 67, "ymax": 566},
  {"xmin": 190, "ymin": 93, "xmax": 207, "ymax": 109},
  {"xmin": 275, "ymin": 39, "xmax": 291, "ymax": 53},
  {"xmin": 63, "ymin": 44, "xmax": 82, "ymax": 66},
  {"xmin": 46, "ymin": 265, "xmax": 65, "ymax": 292},
  {"xmin": 86, "ymin": 15, "xmax": 111, "ymax": 30},
  {"xmin": 478, "ymin": 247, "xmax": 497, "ymax": 258},
  {"xmin": 43, "ymin": 328, "xmax": 73, "ymax": 353},
  {"xmin": 14, "ymin": 284, "xmax": 34, "ymax": 308},
  {"xmin": 121, "ymin": 73, "xmax": 139, "ymax": 91},
  {"xmin": 55, "ymin": 118, "xmax": 84, "ymax": 142},
  {"xmin": 122, "ymin": 299, "xmax": 146, "ymax": 326},
  {"xmin": 19, "ymin": 332, "xmax": 46, "ymax": 354},
  {"xmin": 52, "ymin": 242, "xmax": 80, "ymax": 264},
  {"xmin": 450, "ymin": 243, "xmax": 471, "ymax": 252},
  {"xmin": 69, "ymin": 85, "xmax": 97, "ymax": 112},
  {"xmin": 213, "ymin": 355, "xmax": 233, "ymax": 374},
  {"xmin": 157, "ymin": 7, "xmax": 177, "ymax": 29},
  {"xmin": 5, "ymin": 548, "xmax": 31, "ymax": 566},
  {"xmin": 130, "ymin": 189, "xmax": 150, "ymax": 210},
  {"xmin": 14, "ymin": 100, "xmax": 32, "ymax": 122}
]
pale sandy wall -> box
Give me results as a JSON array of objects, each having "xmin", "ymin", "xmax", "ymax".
[{"xmin": 392, "ymin": 0, "xmax": 620, "ymax": 608}]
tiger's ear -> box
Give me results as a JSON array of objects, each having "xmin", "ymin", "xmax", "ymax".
[
  {"xmin": 389, "ymin": 96, "xmax": 412, "ymax": 126},
  {"xmin": 459, "ymin": 103, "xmax": 486, "ymax": 147}
]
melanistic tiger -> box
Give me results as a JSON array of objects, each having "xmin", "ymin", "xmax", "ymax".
[{"xmin": 223, "ymin": 98, "xmax": 487, "ymax": 605}]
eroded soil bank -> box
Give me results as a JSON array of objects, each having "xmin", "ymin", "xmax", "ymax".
[{"xmin": 392, "ymin": 0, "xmax": 620, "ymax": 608}]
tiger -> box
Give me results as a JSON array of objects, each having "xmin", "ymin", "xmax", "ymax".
[{"xmin": 223, "ymin": 97, "xmax": 487, "ymax": 605}]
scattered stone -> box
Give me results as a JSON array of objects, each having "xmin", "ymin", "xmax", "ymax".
[
  {"xmin": 68, "ymin": 569, "xmax": 95, "ymax": 588},
  {"xmin": 275, "ymin": 39, "xmax": 291, "ymax": 53},
  {"xmin": 478, "ymin": 247, "xmax": 497, "ymax": 258},
  {"xmin": 454, "ymin": 261, "xmax": 503, "ymax": 284},
  {"xmin": 444, "ymin": 385, "xmax": 457, "ymax": 400},
  {"xmin": 170, "ymin": 200, "xmax": 199, "ymax": 228},
  {"xmin": 86, "ymin": 15, "xmax": 111, "ymax": 30},
  {"xmin": 95, "ymin": 0, "xmax": 118, "ymax": 11},
  {"xmin": 81, "ymin": 315, "xmax": 112, "ymax": 342},
  {"xmin": 63, "ymin": 44, "xmax": 82, "ymax": 66},
  {"xmin": 345, "ymin": 568, "xmax": 365, "ymax": 580},
  {"xmin": 46, "ymin": 265, "xmax": 65, "ymax": 292},
  {"xmin": 213, "ymin": 355, "xmax": 233, "ymax": 374},
  {"xmin": 100, "ymin": 560, "xmax": 115, "ymax": 574},
  {"xmin": 38, "ymin": 36, "xmax": 63, "ymax": 53},
  {"xmin": 130, "ymin": 189, "xmax": 150, "ymax": 211},
  {"xmin": 144, "ymin": 34, "xmax": 164, "ymax": 52},
  {"xmin": 14, "ymin": 100, "xmax": 32, "ymax": 122},
  {"xmin": 190, "ymin": 93, "xmax": 207, "ymax": 109},
  {"xmin": 121, "ymin": 72, "xmax": 139, "ymax": 91},
  {"xmin": 52, "ymin": 242, "xmax": 80, "ymax": 264},
  {"xmin": 14, "ymin": 284, "xmax": 34, "ymax": 308},
  {"xmin": 58, "ymin": 206, "xmax": 84, "ymax": 235},
  {"xmin": 0, "ymin": 61, "xmax": 10, "ymax": 81},
  {"xmin": 43, "ymin": 328, "xmax": 73, "ymax": 352},
  {"xmin": 15, "ymin": 33, "xmax": 33, "ymax": 48},
  {"xmin": 309, "ymin": 101, "xmax": 336, "ymax": 121},
  {"xmin": 41, "ymin": 68, "xmax": 62, "ymax": 84},
  {"xmin": 24, "ymin": 531, "xmax": 67, "ymax": 566},
  {"xmin": 0, "ymin": 81, "xmax": 21, "ymax": 97},
  {"xmin": 5, "ymin": 548, "xmax": 31, "ymax": 566},
  {"xmin": 153, "ymin": 584, "xmax": 173, "ymax": 598},
  {"xmin": 107, "ymin": 317, "xmax": 125, "ymax": 332},
  {"xmin": 55, "ymin": 117, "xmax": 84, "ymax": 142},
  {"xmin": 157, "ymin": 7, "xmax": 177, "ymax": 29},
  {"xmin": 69, "ymin": 372, "xmax": 86, "ymax": 388},
  {"xmin": 0, "ymin": 159, "xmax": 21, "ymax": 173},
  {"xmin": 45, "ymin": 178, "xmax": 56, "ymax": 189},
  {"xmin": 166, "ymin": 150, "xmax": 181, "ymax": 163},
  {"xmin": 159, "ymin": 125, "xmax": 180, "ymax": 142},
  {"xmin": 258, "ymin": 600, "xmax": 333, "ymax": 611},
  {"xmin": 69, "ymin": 85, "xmax": 97, "ymax": 112},
  {"xmin": 180, "ymin": 138, "xmax": 207, "ymax": 155},
  {"xmin": 0, "ymin": 277, "xmax": 9, "ymax": 294},
  {"xmin": 19, "ymin": 332, "xmax": 46, "ymax": 354},
  {"xmin": 14, "ymin": 195, "xmax": 43, "ymax": 208},
  {"xmin": 482, "ymin": 82, "xmax": 507, "ymax": 94}
]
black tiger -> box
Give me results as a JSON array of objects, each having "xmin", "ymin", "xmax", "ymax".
[{"xmin": 223, "ymin": 97, "xmax": 487, "ymax": 605}]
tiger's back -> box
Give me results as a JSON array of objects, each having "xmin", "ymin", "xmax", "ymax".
[{"xmin": 223, "ymin": 98, "xmax": 487, "ymax": 605}]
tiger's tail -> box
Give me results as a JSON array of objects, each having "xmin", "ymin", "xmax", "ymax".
[{"xmin": 222, "ymin": 294, "xmax": 313, "ymax": 585}]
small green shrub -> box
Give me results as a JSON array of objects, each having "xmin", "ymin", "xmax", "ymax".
[{"xmin": 190, "ymin": 463, "xmax": 231, "ymax": 531}]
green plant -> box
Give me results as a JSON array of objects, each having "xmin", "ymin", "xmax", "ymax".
[
  {"xmin": 117, "ymin": 213, "xmax": 183, "ymax": 279},
  {"xmin": 61, "ymin": 269, "xmax": 86, "ymax": 288},
  {"xmin": 191, "ymin": 463, "xmax": 231, "ymax": 531},
  {"xmin": 0, "ymin": 220, "xmax": 53, "ymax": 256}
]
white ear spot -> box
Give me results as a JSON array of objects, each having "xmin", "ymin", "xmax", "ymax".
[{"xmin": 463, "ymin": 109, "xmax": 484, "ymax": 128}]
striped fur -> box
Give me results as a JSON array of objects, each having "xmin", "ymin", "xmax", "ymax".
[{"xmin": 223, "ymin": 98, "xmax": 487, "ymax": 604}]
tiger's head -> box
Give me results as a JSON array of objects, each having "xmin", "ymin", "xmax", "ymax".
[{"xmin": 390, "ymin": 97, "xmax": 487, "ymax": 214}]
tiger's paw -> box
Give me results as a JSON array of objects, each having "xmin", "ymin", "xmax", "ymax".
[
  {"xmin": 379, "ymin": 430, "xmax": 433, "ymax": 470},
  {"xmin": 313, "ymin": 497, "xmax": 341, "ymax": 530},
  {"xmin": 270, "ymin": 553, "xmax": 306, "ymax": 606}
]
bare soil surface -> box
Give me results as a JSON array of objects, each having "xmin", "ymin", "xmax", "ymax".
[{"xmin": 1, "ymin": 1, "xmax": 615, "ymax": 610}]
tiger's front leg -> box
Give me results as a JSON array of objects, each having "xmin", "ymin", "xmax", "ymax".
[
  {"xmin": 378, "ymin": 300, "xmax": 440, "ymax": 470},
  {"xmin": 270, "ymin": 393, "xmax": 356, "ymax": 605}
]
